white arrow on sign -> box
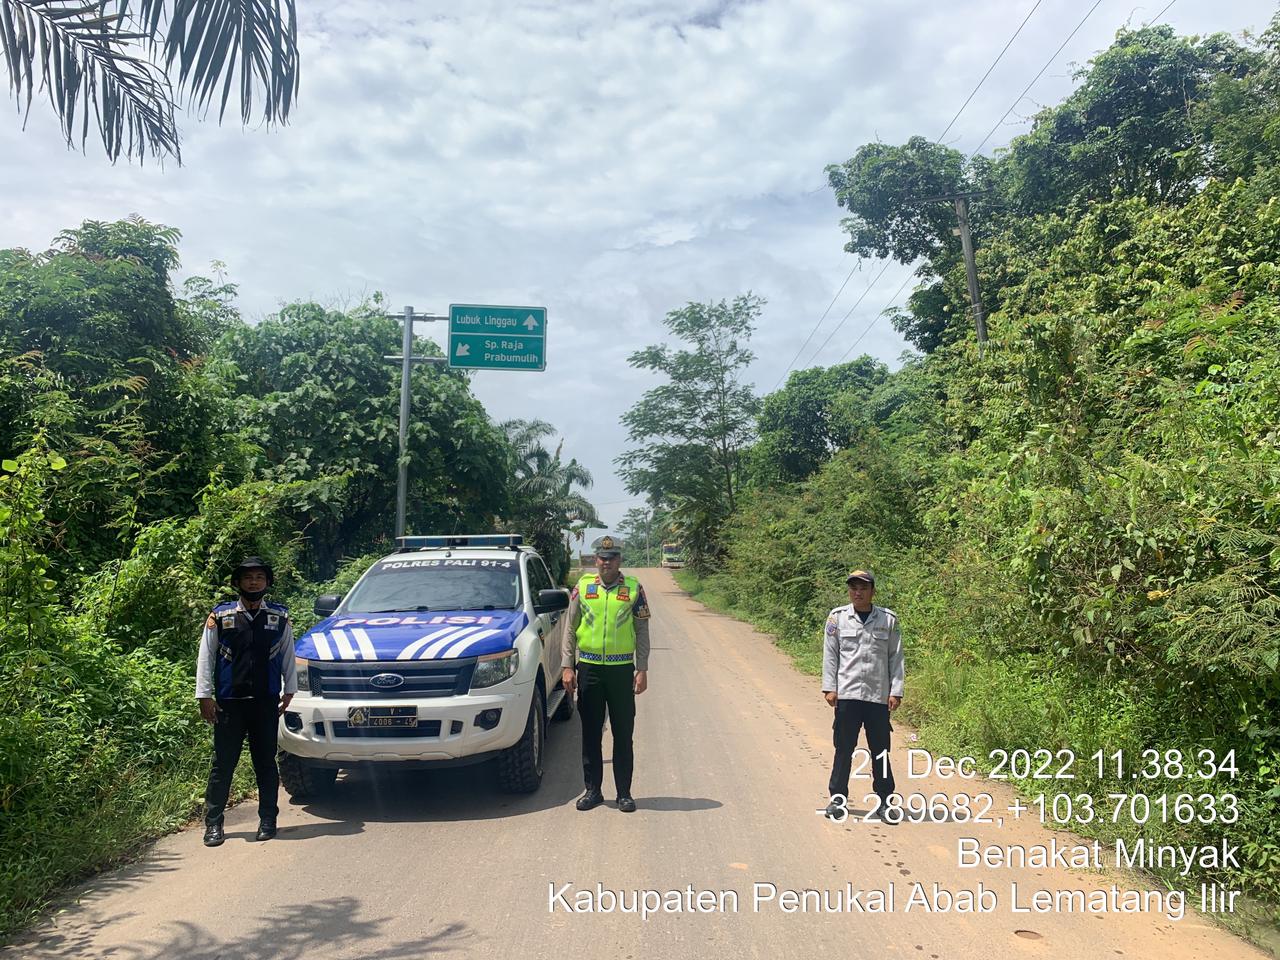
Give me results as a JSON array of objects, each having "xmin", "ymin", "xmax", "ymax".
[
  {"xmin": 456, "ymin": 342, "xmax": 471, "ymax": 357},
  {"xmin": 524, "ymin": 315, "xmax": 539, "ymax": 331}
]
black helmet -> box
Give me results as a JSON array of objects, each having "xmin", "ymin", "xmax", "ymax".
[{"xmin": 231, "ymin": 556, "xmax": 274, "ymax": 586}]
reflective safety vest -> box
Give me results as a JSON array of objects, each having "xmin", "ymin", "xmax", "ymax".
[{"xmin": 575, "ymin": 573, "xmax": 640, "ymax": 665}]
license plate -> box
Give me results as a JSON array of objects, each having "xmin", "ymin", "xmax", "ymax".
[{"xmin": 346, "ymin": 706, "xmax": 417, "ymax": 728}]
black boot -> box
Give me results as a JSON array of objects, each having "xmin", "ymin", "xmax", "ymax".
[
  {"xmin": 203, "ymin": 822, "xmax": 225, "ymax": 847},
  {"xmin": 616, "ymin": 795, "xmax": 637, "ymax": 813},
  {"xmin": 575, "ymin": 789, "xmax": 604, "ymax": 811},
  {"xmin": 255, "ymin": 819, "xmax": 278, "ymax": 841}
]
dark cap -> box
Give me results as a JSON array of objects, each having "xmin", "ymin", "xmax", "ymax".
[
  {"xmin": 845, "ymin": 569, "xmax": 875, "ymax": 587},
  {"xmin": 592, "ymin": 535, "xmax": 623, "ymax": 558},
  {"xmin": 231, "ymin": 556, "xmax": 274, "ymax": 585}
]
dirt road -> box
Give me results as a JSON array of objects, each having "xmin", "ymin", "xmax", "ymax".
[{"xmin": 6, "ymin": 569, "xmax": 1262, "ymax": 959}]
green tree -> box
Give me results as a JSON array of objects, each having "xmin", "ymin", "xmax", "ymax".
[
  {"xmin": 1, "ymin": 0, "xmax": 300, "ymax": 162},
  {"xmin": 0, "ymin": 218, "xmax": 245, "ymax": 575},
  {"xmin": 213, "ymin": 301, "xmax": 510, "ymax": 576},
  {"xmin": 499, "ymin": 418, "xmax": 600, "ymax": 583},
  {"xmin": 751, "ymin": 356, "xmax": 889, "ymax": 483},
  {"xmin": 824, "ymin": 139, "xmax": 998, "ymax": 353},
  {"xmin": 615, "ymin": 504, "xmax": 674, "ymax": 568},
  {"xmin": 825, "ymin": 27, "xmax": 1261, "ymax": 353},
  {"xmin": 1001, "ymin": 26, "xmax": 1255, "ymax": 215},
  {"xmin": 618, "ymin": 294, "xmax": 761, "ymax": 566}
]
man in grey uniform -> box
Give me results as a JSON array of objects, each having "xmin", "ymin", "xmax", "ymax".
[{"xmin": 822, "ymin": 569, "xmax": 904, "ymax": 822}]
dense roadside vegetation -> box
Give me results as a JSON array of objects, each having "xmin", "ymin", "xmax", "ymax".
[
  {"xmin": 0, "ymin": 220, "xmax": 597, "ymax": 934},
  {"xmin": 625, "ymin": 23, "xmax": 1280, "ymax": 919}
]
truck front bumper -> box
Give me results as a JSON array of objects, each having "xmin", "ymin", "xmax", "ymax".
[{"xmin": 278, "ymin": 686, "xmax": 531, "ymax": 764}]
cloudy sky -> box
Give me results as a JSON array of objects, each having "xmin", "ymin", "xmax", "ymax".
[{"xmin": 2, "ymin": 0, "xmax": 1274, "ymax": 537}]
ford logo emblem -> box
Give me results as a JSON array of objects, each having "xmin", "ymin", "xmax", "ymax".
[{"xmin": 369, "ymin": 673, "xmax": 405, "ymax": 689}]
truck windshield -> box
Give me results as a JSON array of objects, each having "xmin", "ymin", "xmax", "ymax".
[{"xmin": 342, "ymin": 557, "xmax": 521, "ymax": 612}]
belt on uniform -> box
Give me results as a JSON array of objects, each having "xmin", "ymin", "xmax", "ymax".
[{"xmin": 577, "ymin": 651, "xmax": 634, "ymax": 664}]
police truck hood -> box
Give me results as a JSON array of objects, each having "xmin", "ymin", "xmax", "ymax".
[{"xmin": 296, "ymin": 609, "xmax": 529, "ymax": 661}]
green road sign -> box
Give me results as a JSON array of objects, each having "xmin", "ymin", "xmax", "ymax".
[{"xmin": 448, "ymin": 304, "xmax": 547, "ymax": 371}]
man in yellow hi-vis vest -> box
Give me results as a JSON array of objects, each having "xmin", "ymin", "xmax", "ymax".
[{"xmin": 560, "ymin": 535, "xmax": 650, "ymax": 813}]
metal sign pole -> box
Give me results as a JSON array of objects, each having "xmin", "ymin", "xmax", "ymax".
[
  {"xmin": 385, "ymin": 306, "xmax": 448, "ymax": 540},
  {"xmin": 395, "ymin": 305, "xmax": 414, "ymax": 539}
]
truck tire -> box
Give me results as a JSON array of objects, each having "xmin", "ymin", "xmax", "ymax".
[
  {"xmin": 551, "ymin": 683, "xmax": 574, "ymax": 722},
  {"xmin": 278, "ymin": 752, "xmax": 337, "ymax": 801},
  {"xmin": 498, "ymin": 686, "xmax": 545, "ymax": 793}
]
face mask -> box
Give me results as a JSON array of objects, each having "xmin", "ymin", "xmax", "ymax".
[{"xmin": 239, "ymin": 587, "xmax": 268, "ymax": 602}]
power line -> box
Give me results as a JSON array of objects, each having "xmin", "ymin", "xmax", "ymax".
[
  {"xmin": 1144, "ymin": 0, "xmax": 1176, "ymax": 26},
  {"xmin": 833, "ymin": 1, "xmax": 1117, "ymax": 357},
  {"xmin": 836, "ymin": 270, "xmax": 918, "ymax": 364},
  {"xmin": 771, "ymin": 255, "xmax": 861, "ymax": 391},
  {"xmin": 970, "ymin": 0, "xmax": 1105, "ymax": 156},
  {"xmin": 772, "ymin": 1, "xmax": 1049, "ymax": 389},
  {"xmin": 801, "ymin": 259, "xmax": 893, "ymax": 367},
  {"xmin": 937, "ymin": 0, "xmax": 1046, "ymax": 142}
]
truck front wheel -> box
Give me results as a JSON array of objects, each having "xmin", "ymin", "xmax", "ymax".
[
  {"xmin": 497, "ymin": 686, "xmax": 545, "ymax": 793},
  {"xmin": 278, "ymin": 752, "xmax": 338, "ymax": 801}
]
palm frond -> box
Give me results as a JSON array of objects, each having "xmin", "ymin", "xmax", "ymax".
[
  {"xmin": 131, "ymin": 0, "xmax": 298, "ymax": 124},
  {"xmin": 2, "ymin": 0, "xmax": 180, "ymax": 161}
]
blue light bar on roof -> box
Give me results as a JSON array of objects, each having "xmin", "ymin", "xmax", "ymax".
[{"xmin": 396, "ymin": 534, "xmax": 524, "ymax": 551}]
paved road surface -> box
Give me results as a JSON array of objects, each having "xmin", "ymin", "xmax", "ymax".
[{"xmin": 6, "ymin": 569, "xmax": 1263, "ymax": 959}]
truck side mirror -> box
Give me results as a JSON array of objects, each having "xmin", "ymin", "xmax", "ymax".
[
  {"xmin": 313, "ymin": 594, "xmax": 342, "ymax": 617},
  {"xmin": 534, "ymin": 588, "xmax": 570, "ymax": 614}
]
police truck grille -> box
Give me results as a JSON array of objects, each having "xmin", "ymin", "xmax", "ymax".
[
  {"xmin": 331, "ymin": 720, "xmax": 444, "ymax": 738},
  {"xmin": 309, "ymin": 661, "xmax": 475, "ymax": 699}
]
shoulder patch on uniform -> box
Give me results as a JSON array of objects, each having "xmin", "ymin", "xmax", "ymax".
[
  {"xmin": 633, "ymin": 585, "xmax": 650, "ymax": 619},
  {"xmin": 570, "ymin": 586, "xmax": 580, "ymax": 600},
  {"xmin": 205, "ymin": 614, "xmax": 216, "ymax": 630}
]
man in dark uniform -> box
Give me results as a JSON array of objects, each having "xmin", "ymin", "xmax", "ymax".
[
  {"xmin": 560, "ymin": 536, "xmax": 651, "ymax": 813},
  {"xmin": 822, "ymin": 569, "xmax": 904, "ymax": 823},
  {"xmin": 195, "ymin": 556, "xmax": 297, "ymax": 846}
]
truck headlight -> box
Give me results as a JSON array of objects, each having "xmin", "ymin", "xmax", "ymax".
[
  {"xmin": 471, "ymin": 649, "xmax": 518, "ymax": 688},
  {"xmin": 296, "ymin": 657, "xmax": 311, "ymax": 692}
]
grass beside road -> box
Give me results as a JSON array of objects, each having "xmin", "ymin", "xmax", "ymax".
[{"xmin": 670, "ymin": 567, "xmax": 1280, "ymax": 954}]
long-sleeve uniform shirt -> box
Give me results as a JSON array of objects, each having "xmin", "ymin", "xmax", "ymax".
[
  {"xmin": 560, "ymin": 575, "xmax": 651, "ymax": 671},
  {"xmin": 195, "ymin": 600, "xmax": 298, "ymax": 700},
  {"xmin": 821, "ymin": 604, "xmax": 904, "ymax": 703}
]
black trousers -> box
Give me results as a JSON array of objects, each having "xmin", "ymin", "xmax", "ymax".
[
  {"xmin": 577, "ymin": 663, "xmax": 635, "ymax": 796},
  {"xmin": 204, "ymin": 697, "xmax": 280, "ymax": 826},
  {"xmin": 828, "ymin": 698, "xmax": 896, "ymax": 803}
]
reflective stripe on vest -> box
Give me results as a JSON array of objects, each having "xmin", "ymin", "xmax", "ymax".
[{"xmin": 575, "ymin": 573, "xmax": 638, "ymax": 665}]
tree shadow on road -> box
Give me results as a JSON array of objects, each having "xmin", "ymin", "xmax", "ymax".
[
  {"xmin": 4, "ymin": 851, "xmax": 182, "ymax": 957},
  {"xmin": 14, "ymin": 898, "xmax": 472, "ymax": 960}
]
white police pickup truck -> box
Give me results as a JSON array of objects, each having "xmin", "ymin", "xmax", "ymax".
[{"xmin": 277, "ymin": 535, "xmax": 572, "ymax": 798}]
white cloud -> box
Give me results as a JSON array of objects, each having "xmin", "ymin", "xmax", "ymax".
[{"xmin": 1, "ymin": 0, "xmax": 1275, "ymax": 532}]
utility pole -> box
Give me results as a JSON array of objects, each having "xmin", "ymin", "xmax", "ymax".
[
  {"xmin": 952, "ymin": 196, "xmax": 988, "ymax": 346},
  {"xmin": 909, "ymin": 190, "xmax": 989, "ymax": 349},
  {"xmin": 384, "ymin": 305, "xmax": 448, "ymax": 539}
]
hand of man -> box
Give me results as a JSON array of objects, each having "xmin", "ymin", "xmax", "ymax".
[
  {"xmin": 888, "ymin": 695, "xmax": 902, "ymax": 712},
  {"xmin": 824, "ymin": 691, "xmax": 837, "ymax": 707},
  {"xmin": 561, "ymin": 667, "xmax": 576, "ymax": 698},
  {"xmin": 278, "ymin": 693, "xmax": 294, "ymax": 717},
  {"xmin": 633, "ymin": 670, "xmax": 648, "ymax": 695},
  {"xmin": 199, "ymin": 698, "xmax": 219, "ymax": 724}
]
